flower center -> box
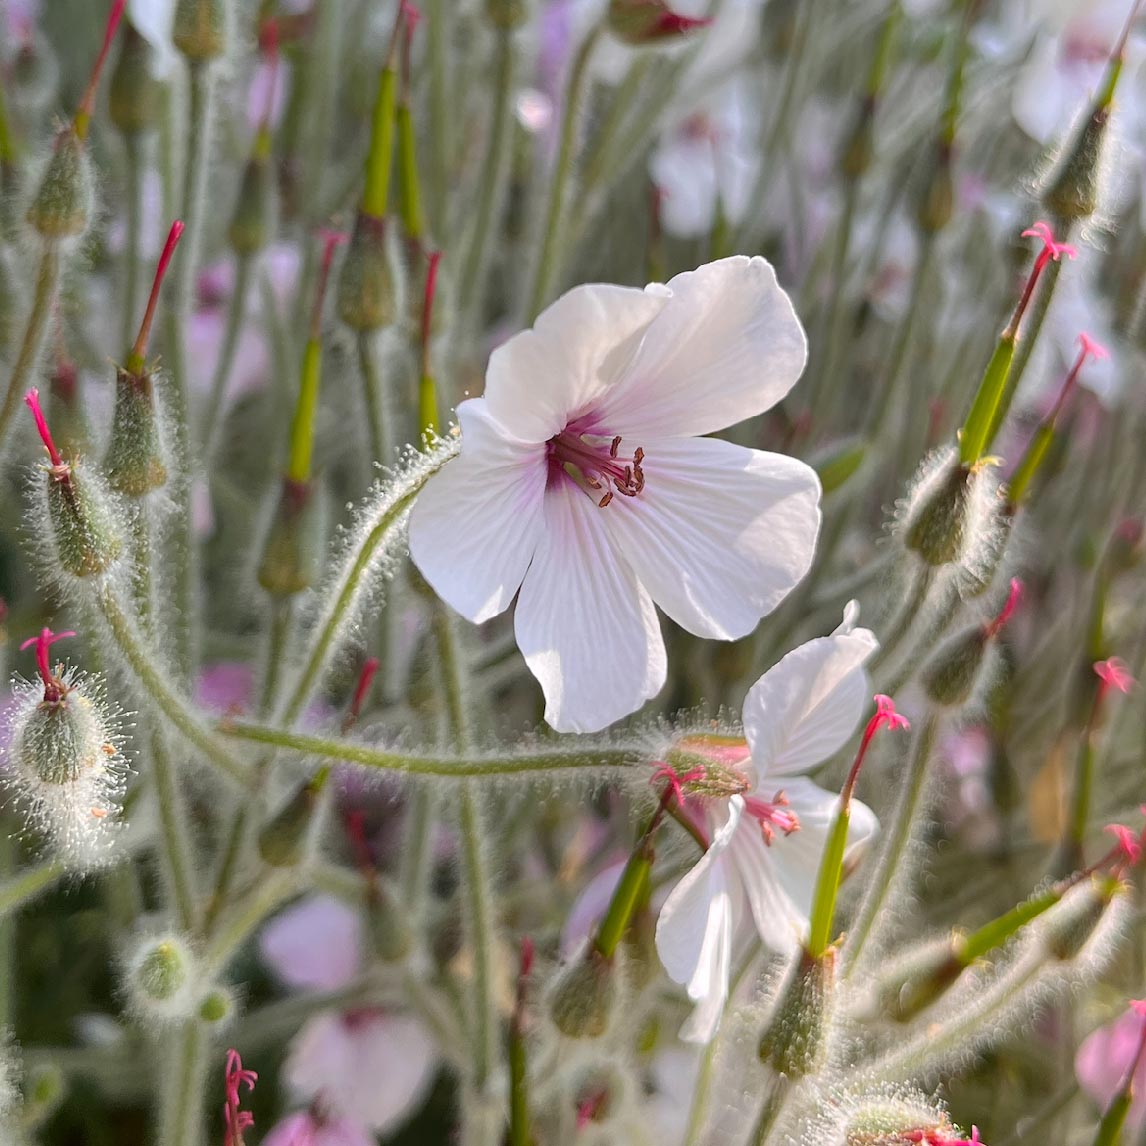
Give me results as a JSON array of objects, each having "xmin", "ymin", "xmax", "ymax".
[
  {"xmin": 548, "ymin": 429, "xmax": 646, "ymax": 508},
  {"xmin": 743, "ymin": 792, "xmax": 800, "ymax": 846}
]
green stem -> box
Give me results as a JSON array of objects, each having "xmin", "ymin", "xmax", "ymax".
[
  {"xmin": 869, "ymin": 564, "xmax": 933, "ymax": 671},
  {"xmin": 202, "ymin": 869, "xmax": 294, "ymax": 973},
  {"xmin": 151, "ymin": 730, "xmax": 198, "ymax": 932},
  {"xmin": 122, "ymin": 131, "xmax": 145, "ymax": 354},
  {"xmin": 277, "ymin": 440, "xmax": 458, "ymax": 725},
  {"xmin": 0, "ymin": 859, "xmax": 64, "ymax": 916},
  {"xmin": 841, "ymin": 712, "xmax": 939, "ymax": 978},
  {"xmin": 94, "ymin": 585, "xmax": 251, "ymax": 784},
  {"xmin": 579, "ymin": 55, "xmax": 651, "ymax": 195},
  {"xmin": 0, "ymin": 243, "xmax": 60, "ymax": 452},
  {"xmin": 426, "ymin": 0, "xmax": 450, "ymax": 235},
  {"xmin": 156, "ymin": 1020, "xmax": 207, "ymax": 1146},
  {"xmin": 525, "ymin": 27, "xmax": 600, "ymax": 323},
  {"xmin": 749, "ymin": 1076, "xmax": 790, "ymax": 1146},
  {"xmin": 459, "ymin": 27, "xmax": 515, "ymax": 314},
  {"xmin": 220, "ymin": 720, "xmax": 640, "ymax": 778},
  {"xmin": 357, "ymin": 328, "xmax": 394, "ymax": 467},
  {"xmin": 200, "ymin": 253, "xmax": 252, "ymax": 454}
]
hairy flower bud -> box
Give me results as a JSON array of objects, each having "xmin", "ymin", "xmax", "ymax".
[
  {"xmin": 173, "ymin": 0, "xmax": 228, "ymax": 62},
  {"xmin": 257, "ymin": 479, "xmax": 326, "ymax": 597},
  {"xmin": 26, "ymin": 127, "xmax": 94, "ymax": 240},
  {"xmin": 229, "ymin": 145, "xmax": 276, "ymax": 255},
  {"xmin": 44, "ymin": 463, "xmax": 124, "ymax": 579},
  {"xmin": 607, "ymin": 0, "xmax": 711, "ymax": 44},
  {"xmin": 109, "ymin": 24, "xmax": 158, "ymax": 135},
  {"xmin": 257, "ymin": 778, "xmax": 321, "ymax": 867},
  {"xmin": 199, "ymin": 987, "xmax": 235, "ymax": 1024},
  {"xmin": 486, "ymin": 0, "xmax": 529, "ymax": 29},
  {"xmin": 549, "ymin": 948, "xmax": 617, "ymax": 1038},
  {"xmin": 916, "ymin": 143, "xmax": 954, "ymax": 234},
  {"xmin": 337, "ymin": 213, "xmax": 397, "ymax": 331},
  {"xmin": 875, "ymin": 936, "xmax": 962, "ymax": 1022},
  {"xmin": 1041, "ymin": 105, "xmax": 1108, "ymax": 224},
  {"xmin": 1037, "ymin": 877, "xmax": 1117, "ymax": 961},
  {"xmin": 758, "ymin": 948, "xmax": 835, "ymax": 1078},
  {"xmin": 904, "ymin": 458, "xmax": 972, "ymax": 567},
  {"xmin": 126, "ymin": 934, "xmax": 197, "ymax": 1019},
  {"xmin": 922, "ymin": 626, "xmax": 988, "ymax": 708},
  {"xmin": 104, "ymin": 368, "xmax": 168, "ymax": 498}
]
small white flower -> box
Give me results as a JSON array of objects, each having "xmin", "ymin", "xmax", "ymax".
[
  {"xmin": 127, "ymin": 0, "xmax": 177, "ymax": 78},
  {"xmin": 654, "ymin": 604, "xmax": 880, "ymax": 1043},
  {"xmin": 409, "ymin": 256, "xmax": 820, "ymax": 733}
]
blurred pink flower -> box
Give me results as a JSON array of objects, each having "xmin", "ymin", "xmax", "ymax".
[
  {"xmin": 261, "ymin": 1110, "xmax": 375, "ymax": 1146},
  {"xmin": 1077, "ymin": 1003, "xmax": 1146, "ymax": 1128},
  {"xmin": 260, "ymin": 896, "xmax": 363, "ymax": 993}
]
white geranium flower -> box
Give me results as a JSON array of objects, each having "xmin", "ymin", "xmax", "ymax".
[
  {"xmin": 654, "ymin": 604, "xmax": 880, "ymax": 1043},
  {"xmin": 127, "ymin": 0, "xmax": 177, "ymax": 77},
  {"xmin": 409, "ymin": 256, "xmax": 821, "ymax": 734}
]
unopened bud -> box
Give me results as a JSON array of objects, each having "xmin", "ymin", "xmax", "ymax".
[
  {"xmin": 904, "ymin": 457, "xmax": 972, "ymax": 567},
  {"xmin": 758, "ymin": 948, "xmax": 834, "ymax": 1078},
  {"xmin": 337, "ymin": 213, "xmax": 397, "ymax": 331},
  {"xmin": 27, "ymin": 127, "xmax": 94, "ymax": 240},
  {"xmin": 549, "ymin": 948, "xmax": 617, "ymax": 1039},
  {"xmin": 109, "ymin": 24, "xmax": 158, "ymax": 135},
  {"xmin": 173, "ymin": 0, "xmax": 228, "ymax": 61},
  {"xmin": 607, "ymin": 0, "xmax": 711, "ymax": 45},
  {"xmin": 257, "ymin": 779, "xmax": 320, "ymax": 867},
  {"xmin": 876, "ymin": 937, "xmax": 962, "ymax": 1022},
  {"xmin": 922, "ymin": 625, "xmax": 988, "ymax": 708},
  {"xmin": 486, "ymin": 0, "xmax": 529, "ymax": 29},
  {"xmin": 842, "ymin": 1094, "xmax": 958, "ymax": 1146},
  {"xmin": 840, "ymin": 103, "xmax": 876, "ymax": 180},
  {"xmin": 127, "ymin": 934, "xmax": 196, "ymax": 1019},
  {"xmin": 366, "ymin": 880, "xmax": 413, "ymax": 963},
  {"xmin": 916, "ymin": 143, "xmax": 954, "ymax": 234},
  {"xmin": 199, "ymin": 987, "xmax": 234, "ymax": 1024},
  {"xmin": 1042, "ymin": 105, "xmax": 1107, "ymax": 224},
  {"xmin": 257, "ymin": 479, "xmax": 326, "ymax": 597},
  {"xmin": 228, "ymin": 148, "xmax": 276, "ymax": 255},
  {"xmin": 104, "ymin": 369, "xmax": 168, "ymax": 497},
  {"xmin": 1038, "ymin": 877, "xmax": 1117, "ymax": 961},
  {"xmin": 45, "ymin": 464, "xmax": 123, "ymax": 579}
]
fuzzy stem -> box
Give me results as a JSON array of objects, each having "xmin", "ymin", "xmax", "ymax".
[
  {"xmin": 357, "ymin": 328, "xmax": 394, "ymax": 467},
  {"xmin": 201, "ymin": 869, "xmax": 295, "ymax": 973},
  {"xmin": 841, "ymin": 712, "xmax": 939, "ymax": 978},
  {"xmin": 151, "ymin": 729, "xmax": 198, "ymax": 932},
  {"xmin": 0, "ymin": 243, "xmax": 60, "ymax": 452},
  {"xmin": 219, "ymin": 721, "xmax": 641, "ymax": 778},
  {"xmin": 94, "ymin": 585, "xmax": 251, "ymax": 784},
  {"xmin": 0, "ymin": 858, "xmax": 64, "ymax": 916},
  {"xmin": 277, "ymin": 440, "xmax": 458, "ymax": 725},
  {"xmin": 459, "ymin": 26, "xmax": 514, "ymax": 314},
  {"xmin": 157, "ymin": 1020, "xmax": 207, "ymax": 1146},
  {"xmin": 200, "ymin": 253, "xmax": 251, "ymax": 454},
  {"xmin": 526, "ymin": 26, "xmax": 600, "ymax": 323},
  {"xmin": 749, "ymin": 1076, "xmax": 791, "ymax": 1146},
  {"xmin": 122, "ymin": 131, "xmax": 146, "ymax": 354},
  {"xmin": 869, "ymin": 564, "xmax": 933, "ymax": 672}
]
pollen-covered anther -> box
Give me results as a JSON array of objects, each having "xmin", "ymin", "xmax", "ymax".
[
  {"xmin": 743, "ymin": 791, "xmax": 800, "ymax": 845},
  {"xmin": 549, "ymin": 429, "xmax": 646, "ymax": 507}
]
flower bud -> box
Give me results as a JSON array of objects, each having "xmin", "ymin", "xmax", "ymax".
[
  {"xmin": 336, "ymin": 213, "xmax": 397, "ymax": 331},
  {"xmin": 840, "ymin": 103, "xmax": 876, "ymax": 180},
  {"xmin": 127, "ymin": 934, "xmax": 196, "ymax": 1020},
  {"xmin": 199, "ymin": 987, "xmax": 235, "ymax": 1024},
  {"xmin": 109, "ymin": 24, "xmax": 158, "ymax": 136},
  {"xmin": 45, "ymin": 464, "xmax": 124, "ymax": 579},
  {"xmin": 841, "ymin": 1093, "xmax": 957, "ymax": 1146},
  {"xmin": 1041, "ymin": 104, "xmax": 1107, "ymax": 224},
  {"xmin": 916, "ymin": 143, "xmax": 954, "ymax": 234},
  {"xmin": 922, "ymin": 626, "xmax": 988, "ymax": 708},
  {"xmin": 366, "ymin": 880, "xmax": 413, "ymax": 963},
  {"xmin": 257, "ymin": 779, "xmax": 320, "ymax": 867},
  {"xmin": 21, "ymin": 1061, "xmax": 65, "ymax": 1128},
  {"xmin": 607, "ymin": 0, "xmax": 711, "ymax": 44},
  {"xmin": 257, "ymin": 479, "xmax": 327, "ymax": 597},
  {"xmin": 104, "ymin": 368, "xmax": 168, "ymax": 498},
  {"xmin": 876, "ymin": 936, "xmax": 962, "ymax": 1022},
  {"xmin": 903, "ymin": 456, "xmax": 972, "ymax": 567},
  {"xmin": 1037, "ymin": 877, "xmax": 1117, "ymax": 961},
  {"xmin": 549, "ymin": 948, "xmax": 617, "ymax": 1038},
  {"xmin": 758, "ymin": 948, "xmax": 834, "ymax": 1078},
  {"xmin": 173, "ymin": 0, "xmax": 228, "ymax": 62},
  {"xmin": 486, "ymin": 0, "xmax": 529, "ymax": 29},
  {"xmin": 229, "ymin": 147, "xmax": 276, "ymax": 256},
  {"xmin": 26, "ymin": 127, "xmax": 94, "ymax": 240}
]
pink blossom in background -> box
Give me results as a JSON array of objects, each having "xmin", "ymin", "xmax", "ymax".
[
  {"xmin": 259, "ymin": 896, "xmax": 364, "ymax": 993},
  {"xmin": 262, "ymin": 1111, "xmax": 375, "ymax": 1146},
  {"xmin": 1076, "ymin": 1004, "xmax": 1146, "ymax": 1128}
]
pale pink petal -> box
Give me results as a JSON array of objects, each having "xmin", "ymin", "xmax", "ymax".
[
  {"xmin": 408, "ymin": 400, "xmax": 547, "ymax": 623},
  {"xmin": 514, "ymin": 481, "xmax": 666, "ymax": 733},
  {"xmin": 742, "ymin": 618, "xmax": 878, "ymax": 779},
  {"xmin": 560, "ymin": 859, "xmax": 628, "ymax": 959},
  {"xmin": 1077, "ymin": 1009, "xmax": 1146, "ymax": 1126},
  {"xmin": 483, "ymin": 283, "xmax": 670, "ymax": 442},
  {"xmin": 260, "ymin": 896, "xmax": 363, "ymax": 992},
  {"xmin": 262, "ymin": 1111, "xmax": 375, "ymax": 1146},
  {"xmin": 286, "ymin": 1011, "xmax": 438, "ymax": 1134},
  {"xmin": 602, "ymin": 437, "xmax": 820, "ymax": 640},
  {"xmin": 656, "ymin": 798, "xmax": 743, "ymax": 1043},
  {"xmin": 597, "ymin": 256, "xmax": 808, "ymax": 439}
]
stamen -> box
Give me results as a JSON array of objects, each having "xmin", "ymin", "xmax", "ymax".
[
  {"xmin": 20, "ymin": 626, "xmax": 76, "ymax": 702},
  {"xmin": 549, "ymin": 429, "xmax": 647, "ymax": 505},
  {"xmin": 1006, "ymin": 221, "xmax": 1077, "ymax": 338},
  {"xmin": 24, "ymin": 389, "xmax": 67, "ymax": 474},
  {"xmin": 744, "ymin": 791, "xmax": 801, "ymax": 845}
]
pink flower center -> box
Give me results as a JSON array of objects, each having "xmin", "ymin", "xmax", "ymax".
[
  {"xmin": 743, "ymin": 791, "xmax": 800, "ymax": 845},
  {"xmin": 548, "ymin": 429, "xmax": 646, "ymax": 508}
]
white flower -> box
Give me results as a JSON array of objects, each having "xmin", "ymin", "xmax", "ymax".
[
  {"xmin": 654, "ymin": 604, "xmax": 880, "ymax": 1044},
  {"xmin": 409, "ymin": 256, "xmax": 821, "ymax": 734},
  {"xmin": 127, "ymin": 0, "xmax": 177, "ymax": 78}
]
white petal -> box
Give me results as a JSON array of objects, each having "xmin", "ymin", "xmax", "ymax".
[
  {"xmin": 727, "ymin": 829, "xmax": 805, "ymax": 955},
  {"xmin": 514, "ymin": 481, "xmax": 666, "ymax": 733},
  {"xmin": 742, "ymin": 618, "xmax": 879, "ymax": 778},
  {"xmin": 603, "ymin": 437, "xmax": 821, "ymax": 640},
  {"xmin": 483, "ymin": 283, "xmax": 671, "ymax": 442},
  {"xmin": 597, "ymin": 256, "xmax": 808, "ymax": 439},
  {"xmin": 408, "ymin": 400, "xmax": 547, "ymax": 624},
  {"xmin": 656, "ymin": 798, "xmax": 743, "ymax": 1042},
  {"xmin": 650, "ymin": 137, "xmax": 719, "ymax": 239},
  {"xmin": 127, "ymin": 0, "xmax": 177, "ymax": 77}
]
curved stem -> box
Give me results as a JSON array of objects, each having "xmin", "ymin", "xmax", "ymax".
[
  {"xmin": 525, "ymin": 27, "xmax": 600, "ymax": 323},
  {"xmin": 151, "ymin": 729, "xmax": 198, "ymax": 931},
  {"xmin": 219, "ymin": 720, "xmax": 641, "ymax": 778},
  {"xmin": 0, "ymin": 243, "xmax": 60, "ymax": 452},
  {"xmin": 93, "ymin": 584, "xmax": 251, "ymax": 784}
]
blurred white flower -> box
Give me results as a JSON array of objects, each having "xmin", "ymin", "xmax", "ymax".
[
  {"xmin": 655, "ymin": 605, "xmax": 879, "ymax": 1043},
  {"xmin": 409, "ymin": 256, "xmax": 820, "ymax": 733},
  {"xmin": 127, "ymin": 0, "xmax": 177, "ymax": 77}
]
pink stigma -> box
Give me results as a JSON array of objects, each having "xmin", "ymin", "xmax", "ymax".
[
  {"xmin": 1131, "ymin": 999, "xmax": 1146, "ymax": 1019},
  {"xmin": 401, "ymin": 0, "xmax": 423, "ymax": 32},
  {"xmin": 24, "ymin": 389, "xmax": 64, "ymax": 471},
  {"xmin": 130, "ymin": 220, "xmax": 184, "ymax": 368},
  {"xmin": 223, "ymin": 1049, "xmax": 257, "ymax": 1146},
  {"xmin": 19, "ymin": 627, "xmax": 76, "ymax": 701},
  {"xmin": 549, "ymin": 427, "xmax": 646, "ymax": 508},
  {"xmin": 650, "ymin": 762, "xmax": 704, "ymax": 807},
  {"xmin": 874, "ymin": 693, "xmax": 911, "ymax": 733},
  {"xmin": 346, "ymin": 656, "xmax": 380, "ymax": 728},
  {"xmin": 1021, "ymin": 221, "xmax": 1078, "ymax": 264},
  {"xmin": 984, "ymin": 578, "xmax": 1022, "ymax": 639},
  {"xmin": 744, "ymin": 791, "xmax": 800, "ymax": 845},
  {"xmin": 656, "ymin": 13, "xmax": 713, "ymax": 34},
  {"xmin": 1078, "ymin": 331, "xmax": 1110, "ymax": 362},
  {"xmin": 1095, "ymin": 656, "xmax": 1135, "ymax": 696},
  {"xmin": 905, "ymin": 1126, "xmax": 985, "ymax": 1146},
  {"xmin": 1104, "ymin": 822, "xmax": 1142, "ymax": 868},
  {"xmin": 842, "ymin": 693, "xmax": 911, "ymax": 805}
]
